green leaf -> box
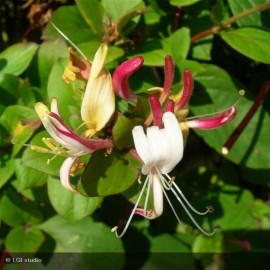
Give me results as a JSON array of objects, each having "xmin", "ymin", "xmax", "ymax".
[
  {"xmin": 192, "ymin": 233, "xmax": 223, "ymax": 253},
  {"xmin": 135, "ymin": 232, "xmax": 195, "ymax": 269},
  {"xmin": 14, "ymin": 159, "xmax": 48, "ymax": 190},
  {"xmin": 220, "ymin": 27, "xmax": 270, "ymax": 64},
  {"xmin": 42, "ymin": 5, "xmax": 95, "ymax": 43},
  {"xmin": 48, "ymin": 177, "xmax": 103, "ymax": 222},
  {"xmin": 75, "ymin": 0, "xmax": 105, "ymax": 36},
  {"xmin": 0, "ymin": 188, "xmax": 43, "ymax": 227},
  {"xmin": 0, "ymin": 74, "xmax": 19, "ymax": 107},
  {"xmin": 210, "ymin": 0, "xmax": 229, "ymax": 24},
  {"xmin": 0, "ymin": 156, "xmax": 14, "ymax": 188},
  {"xmin": 128, "ymin": 39, "xmax": 169, "ymax": 66},
  {"xmin": 38, "ymin": 215, "xmax": 124, "ymax": 254},
  {"xmin": 0, "ymin": 105, "xmax": 40, "ymax": 157},
  {"xmin": 47, "ymin": 58, "xmax": 81, "ymax": 124},
  {"xmin": 189, "ymin": 13, "xmax": 213, "ymax": 61},
  {"xmin": 113, "ymin": 113, "xmax": 143, "ymax": 149},
  {"xmin": 77, "ymin": 150, "xmax": 139, "ymax": 197},
  {"xmin": 204, "ymin": 185, "xmax": 256, "ymax": 230},
  {"xmin": 78, "ymin": 41, "xmax": 125, "ymax": 63},
  {"xmin": 101, "ymin": 0, "xmax": 143, "ymax": 20},
  {"xmin": 0, "ymin": 42, "xmax": 38, "ymax": 76},
  {"xmin": 37, "ymin": 39, "xmax": 68, "ymax": 90},
  {"xmin": 170, "ymin": 27, "xmax": 190, "ymax": 62},
  {"xmin": 170, "ymin": 0, "xmax": 201, "ymax": 6},
  {"xmin": 6, "ymin": 227, "xmax": 45, "ymax": 253},
  {"xmin": 228, "ymin": 0, "xmax": 270, "ymax": 27},
  {"xmin": 191, "ymin": 64, "xmax": 270, "ymax": 169},
  {"xmin": 22, "ymin": 131, "xmax": 65, "ymax": 177}
]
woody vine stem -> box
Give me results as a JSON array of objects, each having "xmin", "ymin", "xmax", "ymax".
[{"xmin": 191, "ymin": 2, "xmax": 270, "ymax": 43}]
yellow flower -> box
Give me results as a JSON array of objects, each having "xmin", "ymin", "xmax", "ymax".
[{"xmin": 80, "ymin": 44, "xmax": 115, "ymax": 137}]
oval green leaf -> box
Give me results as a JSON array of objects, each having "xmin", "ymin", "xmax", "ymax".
[
  {"xmin": 48, "ymin": 177, "xmax": 103, "ymax": 222},
  {"xmin": 77, "ymin": 151, "xmax": 139, "ymax": 197},
  {"xmin": 42, "ymin": 5, "xmax": 95, "ymax": 43},
  {"xmin": 6, "ymin": 227, "xmax": 45, "ymax": 253},
  {"xmin": 0, "ymin": 188, "xmax": 43, "ymax": 227},
  {"xmin": 38, "ymin": 215, "xmax": 124, "ymax": 254},
  {"xmin": 191, "ymin": 64, "xmax": 270, "ymax": 169},
  {"xmin": 228, "ymin": 0, "xmax": 270, "ymax": 27},
  {"xmin": 220, "ymin": 27, "xmax": 270, "ymax": 64},
  {"xmin": 0, "ymin": 42, "xmax": 38, "ymax": 76},
  {"xmin": 75, "ymin": 0, "xmax": 105, "ymax": 36}
]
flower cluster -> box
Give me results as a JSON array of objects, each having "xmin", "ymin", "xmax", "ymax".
[{"xmin": 31, "ymin": 43, "xmax": 239, "ymax": 236}]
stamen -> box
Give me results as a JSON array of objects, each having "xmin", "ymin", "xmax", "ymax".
[
  {"xmin": 169, "ymin": 176, "xmax": 175, "ymax": 185},
  {"xmin": 143, "ymin": 175, "xmax": 152, "ymax": 217},
  {"xmin": 186, "ymin": 90, "xmax": 245, "ymax": 121},
  {"xmin": 170, "ymin": 187, "xmax": 218, "ymax": 236},
  {"xmin": 172, "ymin": 182, "xmax": 213, "ymax": 215},
  {"xmin": 49, "ymin": 20, "xmax": 88, "ymax": 60},
  {"xmin": 137, "ymin": 173, "xmax": 142, "ymax": 184},
  {"xmin": 112, "ymin": 176, "xmax": 149, "ymax": 238},
  {"xmin": 159, "ymin": 180, "xmax": 182, "ymax": 224},
  {"xmin": 12, "ymin": 139, "xmax": 56, "ymax": 154}
]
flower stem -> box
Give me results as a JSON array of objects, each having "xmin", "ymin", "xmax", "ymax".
[
  {"xmin": 222, "ymin": 81, "xmax": 270, "ymax": 154},
  {"xmin": 191, "ymin": 2, "xmax": 270, "ymax": 43}
]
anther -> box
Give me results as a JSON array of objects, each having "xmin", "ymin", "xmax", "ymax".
[
  {"xmin": 206, "ymin": 206, "xmax": 214, "ymax": 213},
  {"xmin": 111, "ymin": 226, "xmax": 118, "ymax": 233}
]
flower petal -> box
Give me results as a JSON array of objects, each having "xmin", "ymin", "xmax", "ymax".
[
  {"xmin": 151, "ymin": 173, "xmax": 163, "ymax": 218},
  {"xmin": 187, "ymin": 107, "xmax": 237, "ymax": 130},
  {"xmin": 175, "ymin": 69, "xmax": 193, "ymax": 110},
  {"xmin": 132, "ymin": 126, "xmax": 153, "ymax": 175},
  {"xmin": 160, "ymin": 112, "xmax": 184, "ymax": 173},
  {"xmin": 81, "ymin": 43, "xmax": 115, "ymax": 134},
  {"xmin": 112, "ymin": 56, "xmax": 144, "ymax": 102},
  {"xmin": 149, "ymin": 95, "xmax": 163, "ymax": 128},
  {"xmin": 60, "ymin": 157, "xmax": 80, "ymax": 193}
]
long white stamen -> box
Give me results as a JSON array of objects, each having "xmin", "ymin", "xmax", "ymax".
[
  {"xmin": 157, "ymin": 169, "xmax": 172, "ymax": 190},
  {"xmin": 112, "ymin": 176, "xmax": 149, "ymax": 238},
  {"xmin": 170, "ymin": 188, "xmax": 218, "ymax": 236},
  {"xmin": 49, "ymin": 20, "xmax": 88, "ymax": 60},
  {"xmin": 172, "ymin": 182, "xmax": 212, "ymax": 215},
  {"xmin": 186, "ymin": 90, "xmax": 245, "ymax": 121},
  {"xmin": 143, "ymin": 175, "xmax": 152, "ymax": 217},
  {"xmin": 159, "ymin": 180, "xmax": 182, "ymax": 224}
]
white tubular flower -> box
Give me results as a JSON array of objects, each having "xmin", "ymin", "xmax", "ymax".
[
  {"xmin": 112, "ymin": 112, "xmax": 218, "ymax": 237},
  {"xmin": 80, "ymin": 43, "xmax": 115, "ymax": 137}
]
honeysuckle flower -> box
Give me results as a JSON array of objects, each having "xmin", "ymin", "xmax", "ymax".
[
  {"xmin": 112, "ymin": 110, "xmax": 218, "ymax": 237},
  {"xmin": 62, "ymin": 48, "xmax": 91, "ymax": 83},
  {"xmin": 34, "ymin": 98, "xmax": 113, "ymax": 193},
  {"xmin": 171, "ymin": 69, "xmax": 242, "ymax": 144},
  {"xmin": 80, "ymin": 43, "xmax": 115, "ymax": 137},
  {"xmin": 112, "ymin": 56, "xmax": 144, "ymax": 103}
]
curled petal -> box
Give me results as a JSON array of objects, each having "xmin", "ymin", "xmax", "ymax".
[
  {"xmin": 149, "ymin": 95, "xmax": 163, "ymax": 128},
  {"xmin": 81, "ymin": 43, "xmax": 115, "ymax": 135},
  {"xmin": 164, "ymin": 99, "xmax": 175, "ymax": 113},
  {"xmin": 175, "ymin": 69, "xmax": 193, "ymax": 110},
  {"xmin": 187, "ymin": 107, "xmax": 237, "ymax": 130},
  {"xmin": 160, "ymin": 56, "xmax": 175, "ymax": 103},
  {"xmin": 112, "ymin": 56, "xmax": 144, "ymax": 102},
  {"xmin": 60, "ymin": 157, "xmax": 80, "ymax": 193}
]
